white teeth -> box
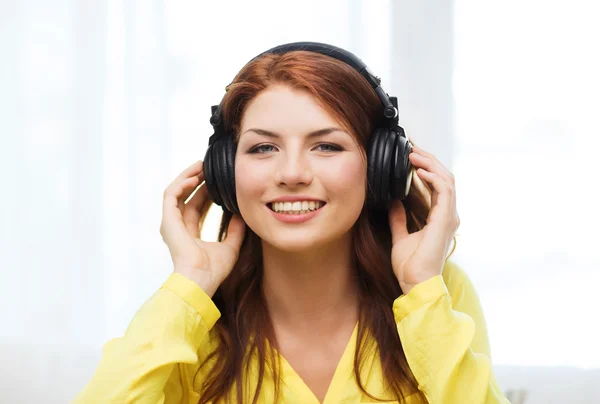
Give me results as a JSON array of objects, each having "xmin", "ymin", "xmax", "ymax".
[{"xmin": 271, "ymin": 200, "xmax": 324, "ymax": 213}]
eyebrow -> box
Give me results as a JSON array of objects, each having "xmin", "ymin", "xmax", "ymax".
[{"xmin": 241, "ymin": 127, "xmax": 348, "ymax": 139}]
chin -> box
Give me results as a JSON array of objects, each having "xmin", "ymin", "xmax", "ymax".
[
  {"xmin": 266, "ymin": 238, "xmax": 323, "ymax": 253},
  {"xmin": 262, "ymin": 226, "xmax": 354, "ymax": 254}
]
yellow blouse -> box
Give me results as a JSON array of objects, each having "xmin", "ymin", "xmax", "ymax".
[{"xmin": 73, "ymin": 261, "xmax": 509, "ymax": 403}]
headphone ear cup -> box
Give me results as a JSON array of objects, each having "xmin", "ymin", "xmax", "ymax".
[
  {"xmin": 391, "ymin": 135, "xmax": 413, "ymax": 201},
  {"xmin": 203, "ymin": 143, "xmax": 224, "ymax": 208},
  {"xmin": 366, "ymin": 128, "xmax": 385, "ymax": 207},
  {"xmin": 367, "ymin": 127, "xmax": 413, "ymax": 208},
  {"xmin": 214, "ymin": 135, "xmax": 238, "ymax": 214},
  {"xmin": 367, "ymin": 127, "xmax": 396, "ymax": 208},
  {"xmin": 221, "ymin": 134, "xmax": 239, "ymax": 214},
  {"xmin": 379, "ymin": 130, "xmax": 398, "ymax": 206}
]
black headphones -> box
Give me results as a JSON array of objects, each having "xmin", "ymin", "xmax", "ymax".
[{"xmin": 203, "ymin": 41, "xmax": 414, "ymax": 214}]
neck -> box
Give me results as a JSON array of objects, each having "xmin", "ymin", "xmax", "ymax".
[{"xmin": 260, "ymin": 233, "xmax": 360, "ymax": 334}]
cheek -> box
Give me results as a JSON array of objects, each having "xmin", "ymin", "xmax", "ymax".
[
  {"xmin": 320, "ymin": 157, "xmax": 367, "ymax": 202},
  {"xmin": 234, "ymin": 158, "xmax": 266, "ymax": 199}
]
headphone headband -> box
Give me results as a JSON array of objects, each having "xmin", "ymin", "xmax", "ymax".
[{"xmin": 209, "ymin": 41, "xmax": 398, "ymax": 141}]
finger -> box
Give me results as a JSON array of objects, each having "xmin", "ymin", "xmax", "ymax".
[
  {"xmin": 409, "ymin": 150, "xmax": 452, "ymax": 181},
  {"xmin": 411, "ymin": 144, "xmax": 432, "ymax": 157},
  {"xmin": 410, "ymin": 146, "xmax": 450, "ymax": 173},
  {"xmin": 161, "ymin": 192, "xmax": 189, "ymax": 250},
  {"xmin": 163, "ymin": 175, "xmax": 200, "ymax": 220},
  {"xmin": 409, "ymin": 151, "xmax": 455, "ymax": 186},
  {"xmin": 416, "ymin": 168, "xmax": 453, "ymax": 225},
  {"xmin": 183, "ymin": 184, "xmax": 210, "ymax": 238},
  {"xmin": 164, "ymin": 159, "xmax": 203, "ymax": 202},
  {"xmin": 164, "ymin": 160, "xmax": 204, "ymax": 202},
  {"xmin": 389, "ymin": 200, "xmax": 409, "ymax": 244},
  {"xmin": 173, "ymin": 159, "xmax": 204, "ymax": 184},
  {"xmin": 221, "ymin": 214, "xmax": 246, "ymax": 252},
  {"xmin": 178, "ymin": 175, "xmax": 202, "ymax": 212}
]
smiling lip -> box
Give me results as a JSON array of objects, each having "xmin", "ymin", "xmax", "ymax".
[
  {"xmin": 267, "ymin": 195, "xmax": 325, "ymax": 203},
  {"xmin": 266, "ymin": 202, "xmax": 326, "ymax": 224}
]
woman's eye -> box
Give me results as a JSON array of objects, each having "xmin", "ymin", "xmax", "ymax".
[
  {"xmin": 247, "ymin": 143, "xmax": 343, "ymax": 154},
  {"xmin": 315, "ymin": 143, "xmax": 343, "ymax": 152},
  {"xmin": 248, "ymin": 144, "xmax": 277, "ymax": 154}
]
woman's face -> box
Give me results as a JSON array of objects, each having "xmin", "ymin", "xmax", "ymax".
[{"xmin": 235, "ymin": 84, "xmax": 367, "ymax": 252}]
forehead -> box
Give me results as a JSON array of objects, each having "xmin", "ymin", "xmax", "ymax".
[{"xmin": 240, "ymin": 84, "xmax": 341, "ymax": 133}]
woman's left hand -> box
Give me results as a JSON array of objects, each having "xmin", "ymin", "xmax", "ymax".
[{"xmin": 389, "ymin": 145, "xmax": 460, "ymax": 295}]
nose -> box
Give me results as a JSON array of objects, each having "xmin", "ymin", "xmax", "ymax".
[{"xmin": 275, "ymin": 150, "xmax": 313, "ymax": 188}]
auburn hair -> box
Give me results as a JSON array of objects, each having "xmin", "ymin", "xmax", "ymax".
[{"xmin": 196, "ymin": 50, "xmax": 455, "ymax": 403}]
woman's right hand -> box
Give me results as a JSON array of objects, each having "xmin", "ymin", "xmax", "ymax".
[{"xmin": 159, "ymin": 160, "xmax": 246, "ymax": 297}]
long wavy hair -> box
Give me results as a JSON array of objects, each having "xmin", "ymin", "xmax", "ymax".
[{"xmin": 196, "ymin": 50, "xmax": 455, "ymax": 403}]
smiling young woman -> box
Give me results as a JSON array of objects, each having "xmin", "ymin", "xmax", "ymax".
[{"xmin": 73, "ymin": 43, "xmax": 509, "ymax": 404}]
